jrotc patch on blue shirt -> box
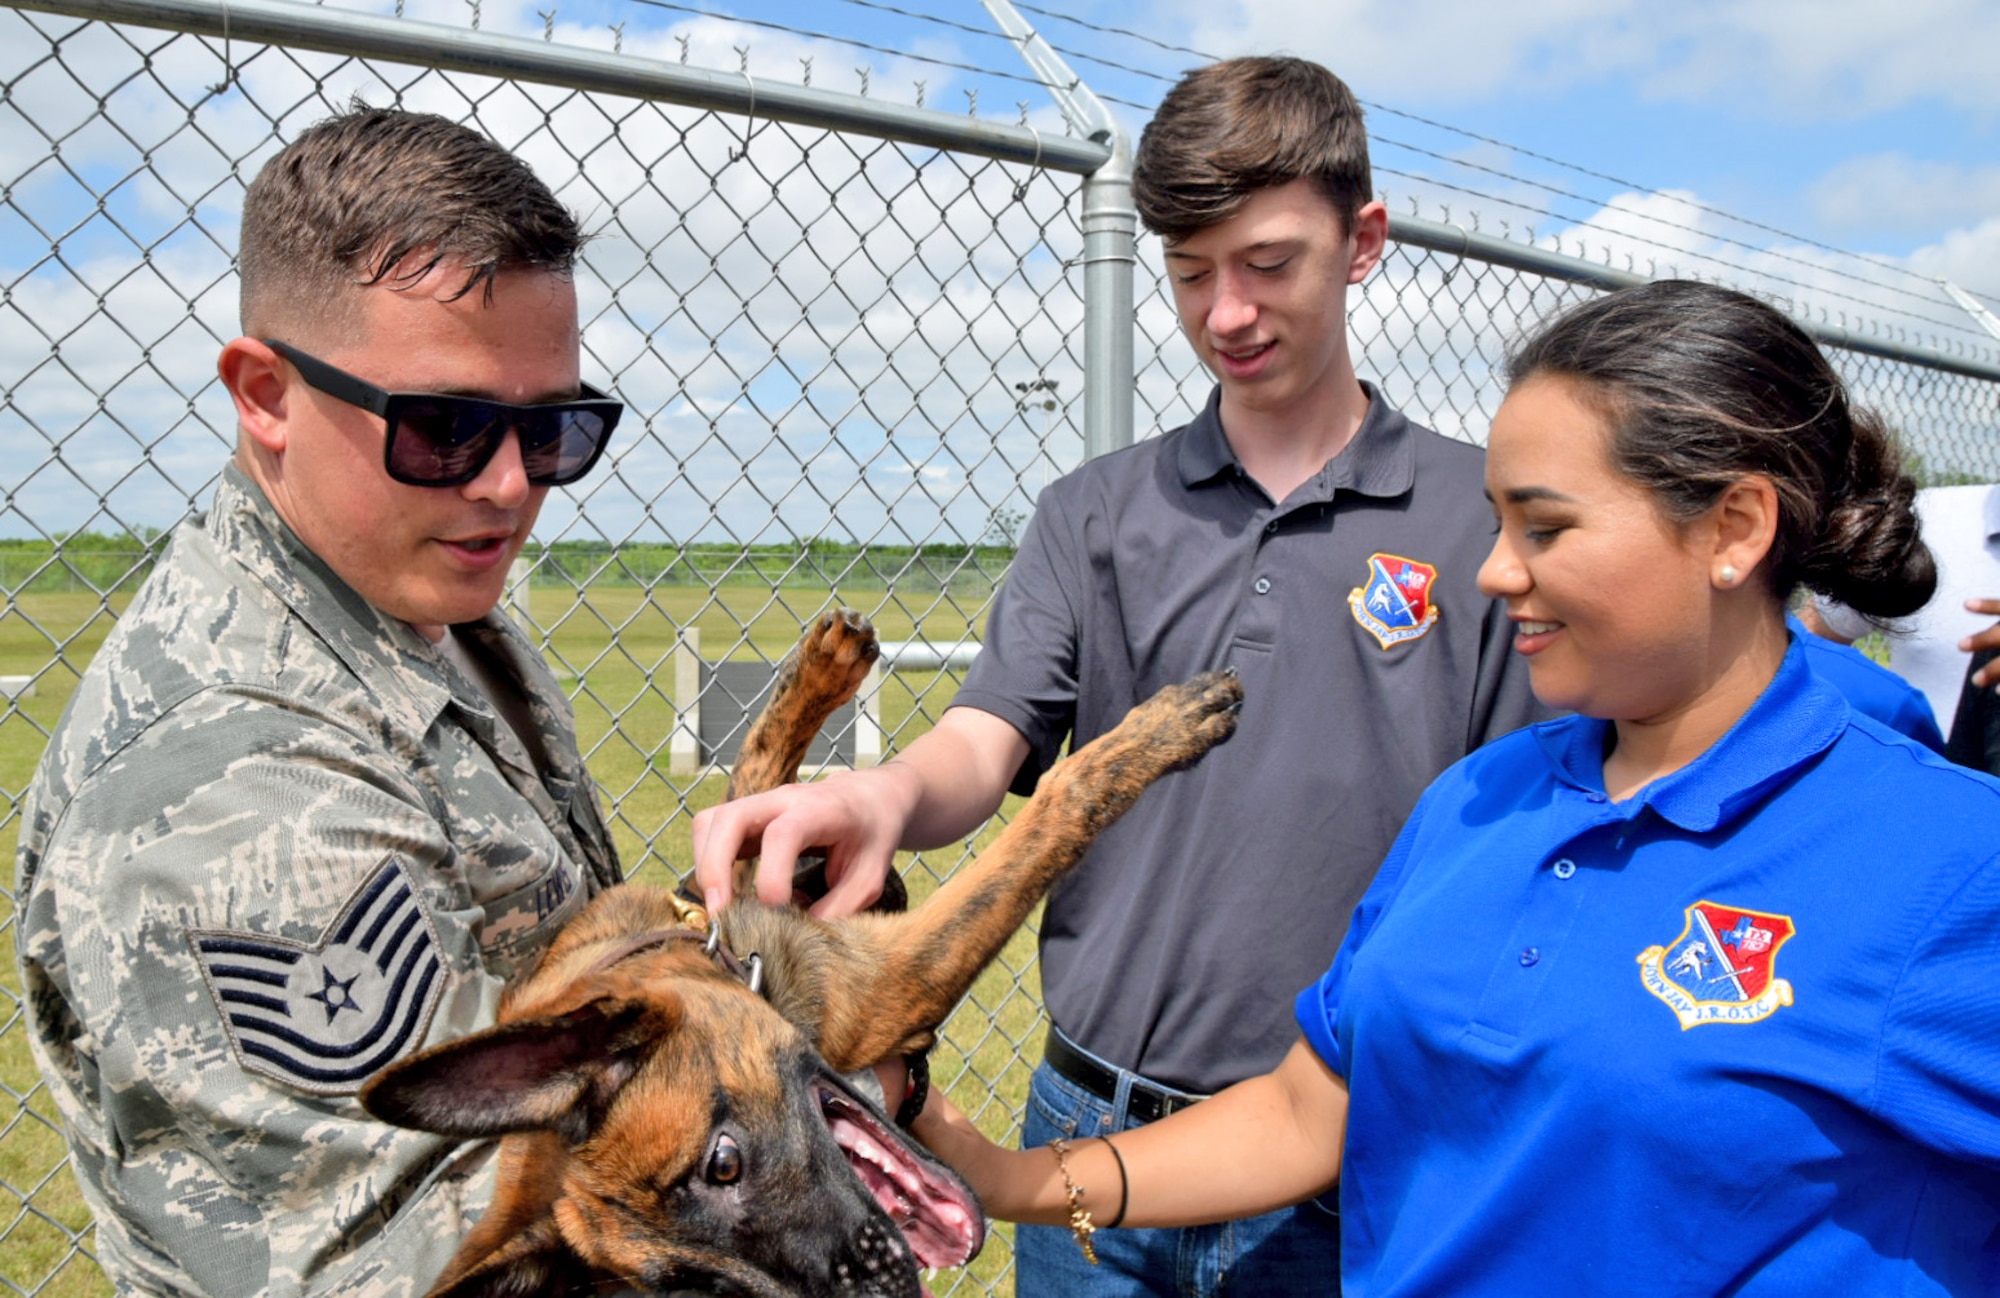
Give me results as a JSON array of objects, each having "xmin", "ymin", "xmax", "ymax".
[
  {"xmin": 1637, "ymin": 900, "xmax": 1796, "ymax": 1030},
  {"xmin": 190, "ymin": 856, "xmax": 445, "ymax": 1095},
  {"xmin": 1348, "ymin": 552, "xmax": 1440, "ymax": 649}
]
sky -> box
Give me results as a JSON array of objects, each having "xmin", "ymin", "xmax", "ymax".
[
  {"xmin": 1166, "ymin": 0, "xmax": 2000, "ymax": 282},
  {"xmin": 439, "ymin": 0, "xmax": 2000, "ymax": 370},
  {"xmin": 1, "ymin": 0, "xmax": 1995, "ymax": 550},
  {"xmin": 534, "ymin": 0, "xmax": 2000, "ymax": 308}
]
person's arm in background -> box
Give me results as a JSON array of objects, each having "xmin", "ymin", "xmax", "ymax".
[
  {"xmin": 1946, "ymin": 647, "xmax": 2000, "ymax": 776},
  {"xmin": 1809, "ymin": 590, "xmax": 2000, "ymax": 692},
  {"xmin": 691, "ymin": 706, "xmax": 1030, "ymax": 917},
  {"xmin": 914, "ymin": 1038, "xmax": 1347, "ymax": 1230},
  {"xmin": 1960, "ymin": 598, "xmax": 2000, "ymax": 690}
]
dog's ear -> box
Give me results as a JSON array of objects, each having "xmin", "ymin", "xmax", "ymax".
[
  {"xmin": 361, "ymin": 995, "xmax": 678, "ymax": 1143},
  {"xmin": 425, "ymin": 1214, "xmax": 588, "ymax": 1298}
]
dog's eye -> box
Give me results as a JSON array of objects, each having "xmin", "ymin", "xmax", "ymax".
[{"xmin": 707, "ymin": 1134, "xmax": 743, "ymax": 1185}]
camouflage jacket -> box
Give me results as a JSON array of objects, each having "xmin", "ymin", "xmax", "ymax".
[{"xmin": 14, "ymin": 466, "xmax": 621, "ymax": 1297}]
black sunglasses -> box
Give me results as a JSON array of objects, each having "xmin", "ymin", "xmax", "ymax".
[{"xmin": 264, "ymin": 340, "xmax": 621, "ymax": 488}]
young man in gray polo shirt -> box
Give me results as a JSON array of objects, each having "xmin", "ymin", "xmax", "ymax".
[{"xmin": 694, "ymin": 56, "xmax": 1540, "ymax": 1296}]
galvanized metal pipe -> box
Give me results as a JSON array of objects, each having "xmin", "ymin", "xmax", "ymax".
[
  {"xmin": 9, "ymin": 0, "xmax": 1113, "ymax": 174},
  {"xmin": 1390, "ymin": 213, "xmax": 2000, "ymax": 385},
  {"xmin": 981, "ymin": 0, "xmax": 1135, "ymax": 459},
  {"xmin": 1077, "ymin": 143, "xmax": 1137, "ymax": 461}
]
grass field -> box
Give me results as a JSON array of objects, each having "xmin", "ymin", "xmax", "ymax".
[{"xmin": 0, "ymin": 582, "xmax": 1041, "ymax": 1297}]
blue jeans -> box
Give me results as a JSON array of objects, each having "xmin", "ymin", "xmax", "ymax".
[{"xmin": 1014, "ymin": 1051, "xmax": 1342, "ymax": 1297}]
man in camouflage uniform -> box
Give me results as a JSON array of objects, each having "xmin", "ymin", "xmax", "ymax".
[{"xmin": 14, "ymin": 107, "xmax": 622, "ymax": 1295}]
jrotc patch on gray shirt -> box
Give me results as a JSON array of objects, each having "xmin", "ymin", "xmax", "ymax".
[{"xmin": 14, "ymin": 466, "xmax": 621, "ymax": 1297}]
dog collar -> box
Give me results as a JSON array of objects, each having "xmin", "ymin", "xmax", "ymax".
[{"xmin": 583, "ymin": 915, "xmax": 767, "ymax": 1000}]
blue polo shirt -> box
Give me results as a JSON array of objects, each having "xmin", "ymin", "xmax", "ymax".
[
  {"xmin": 1792, "ymin": 612, "xmax": 1945, "ymax": 751},
  {"xmin": 1297, "ymin": 641, "xmax": 2000, "ymax": 1295}
]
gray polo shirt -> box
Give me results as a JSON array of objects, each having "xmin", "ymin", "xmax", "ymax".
[{"xmin": 954, "ymin": 385, "xmax": 1542, "ymax": 1094}]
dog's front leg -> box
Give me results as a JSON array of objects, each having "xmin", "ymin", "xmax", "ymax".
[
  {"xmin": 726, "ymin": 609, "xmax": 879, "ymax": 805},
  {"xmin": 811, "ymin": 669, "xmax": 1242, "ymax": 1069}
]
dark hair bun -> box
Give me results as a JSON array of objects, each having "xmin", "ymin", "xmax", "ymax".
[
  {"xmin": 1508, "ymin": 280, "xmax": 1936, "ymax": 621},
  {"xmin": 1801, "ymin": 408, "xmax": 1936, "ymax": 620}
]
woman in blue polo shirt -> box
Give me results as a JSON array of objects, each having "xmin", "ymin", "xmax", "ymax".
[{"xmin": 915, "ymin": 280, "xmax": 2000, "ymax": 1294}]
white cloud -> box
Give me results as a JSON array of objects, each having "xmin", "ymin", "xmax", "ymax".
[
  {"xmin": 1175, "ymin": 0, "xmax": 2000, "ymax": 116},
  {"xmin": 1810, "ymin": 155, "xmax": 2000, "ymax": 242},
  {"xmin": 1168, "ymin": 0, "xmax": 1612, "ymax": 103},
  {"xmin": 1905, "ymin": 219, "xmax": 2000, "ymax": 313},
  {"xmin": 1641, "ymin": 0, "xmax": 2000, "ymax": 117}
]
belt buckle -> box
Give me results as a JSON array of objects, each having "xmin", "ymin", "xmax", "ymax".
[
  {"xmin": 1047, "ymin": 1033, "xmax": 1203, "ymax": 1125},
  {"xmin": 1138, "ymin": 1081, "xmax": 1206, "ymax": 1123},
  {"xmin": 1126, "ymin": 1080, "xmax": 1185, "ymax": 1125}
]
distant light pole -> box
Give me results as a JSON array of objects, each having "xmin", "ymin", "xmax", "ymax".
[
  {"xmin": 1014, "ymin": 376, "xmax": 1059, "ymax": 496},
  {"xmin": 1014, "ymin": 376, "xmax": 1059, "ymax": 412}
]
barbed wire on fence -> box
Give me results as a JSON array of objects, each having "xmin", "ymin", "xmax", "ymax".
[{"xmin": 582, "ymin": 0, "xmax": 2000, "ymax": 362}]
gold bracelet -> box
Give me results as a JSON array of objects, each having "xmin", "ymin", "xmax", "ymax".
[{"xmin": 1048, "ymin": 1137, "xmax": 1098, "ymax": 1264}]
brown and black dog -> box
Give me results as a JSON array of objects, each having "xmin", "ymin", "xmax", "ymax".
[{"xmin": 362, "ymin": 610, "xmax": 1242, "ymax": 1297}]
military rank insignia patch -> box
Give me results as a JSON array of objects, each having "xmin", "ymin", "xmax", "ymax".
[
  {"xmin": 191, "ymin": 856, "xmax": 445, "ymax": 1095},
  {"xmin": 1636, "ymin": 900, "xmax": 1795, "ymax": 1030},
  {"xmin": 1349, "ymin": 553, "xmax": 1440, "ymax": 648}
]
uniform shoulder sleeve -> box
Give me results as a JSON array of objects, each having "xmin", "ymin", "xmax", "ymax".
[{"xmin": 20, "ymin": 689, "xmax": 504, "ymax": 1297}]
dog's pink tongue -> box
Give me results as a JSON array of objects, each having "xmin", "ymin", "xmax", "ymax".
[{"xmin": 826, "ymin": 1099, "xmax": 985, "ymax": 1270}]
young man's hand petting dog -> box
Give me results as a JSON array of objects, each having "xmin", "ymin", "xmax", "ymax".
[{"xmin": 361, "ymin": 610, "xmax": 1243, "ymax": 1298}]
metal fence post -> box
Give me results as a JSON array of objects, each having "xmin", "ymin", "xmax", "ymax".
[
  {"xmin": 670, "ymin": 628, "xmax": 702, "ymax": 775},
  {"xmin": 1080, "ymin": 137, "xmax": 1137, "ymax": 460},
  {"xmin": 982, "ymin": 0, "xmax": 1135, "ymax": 459}
]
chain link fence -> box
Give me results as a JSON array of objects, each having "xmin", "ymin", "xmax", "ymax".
[{"xmin": 2, "ymin": 2, "xmax": 1998, "ymax": 1295}]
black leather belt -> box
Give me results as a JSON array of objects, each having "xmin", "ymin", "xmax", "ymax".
[{"xmin": 1043, "ymin": 1030, "xmax": 1207, "ymax": 1125}]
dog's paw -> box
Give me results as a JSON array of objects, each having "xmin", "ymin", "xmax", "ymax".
[
  {"xmin": 1120, "ymin": 668, "xmax": 1244, "ymax": 772},
  {"xmin": 776, "ymin": 608, "xmax": 880, "ymax": 708}
]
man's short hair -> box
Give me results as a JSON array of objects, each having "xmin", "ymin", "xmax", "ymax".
[
  {"xmin": 239, "ymin": 103, "xmax": 583, "ymax": 341},
  {"xmin": 1133, "ymin": 57, "xmax": 1371, "ymax": 243}
]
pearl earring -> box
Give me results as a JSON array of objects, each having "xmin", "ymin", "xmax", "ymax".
[{"xmin": 1718, "ymin": 565, "xmax": 1739, "ymax": 587}]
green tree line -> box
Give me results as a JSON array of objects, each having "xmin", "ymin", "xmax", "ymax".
[
  {"xmin": 0, "ymin": 533, "xmax": 1018, "ymax": 597},
  {"xmin": 526, "ymin": 539, "xmax": 1015, "ymax": 594}
]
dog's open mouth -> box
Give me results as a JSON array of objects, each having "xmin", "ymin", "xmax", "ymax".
[{"xmin": 815, "ymin": 1080, "xmax": 985, "ymax": 1272}]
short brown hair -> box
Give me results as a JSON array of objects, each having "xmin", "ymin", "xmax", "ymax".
[
  {"xmin": 1133, "ymin": 57, "xmax": 1371, "ymax": 242},
  {"xmin": 239, "ymin": 103, "xmax": 583, "ymax": 341}
]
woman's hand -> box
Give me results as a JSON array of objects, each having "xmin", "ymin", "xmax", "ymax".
[
  {"xmin": 912, "ymin": 1087, "xmax": 1063, "ymax": 1223},
  {"xmin": 913, "ymin": 1039, "xmax": 1350, "ymax": 1231}
]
